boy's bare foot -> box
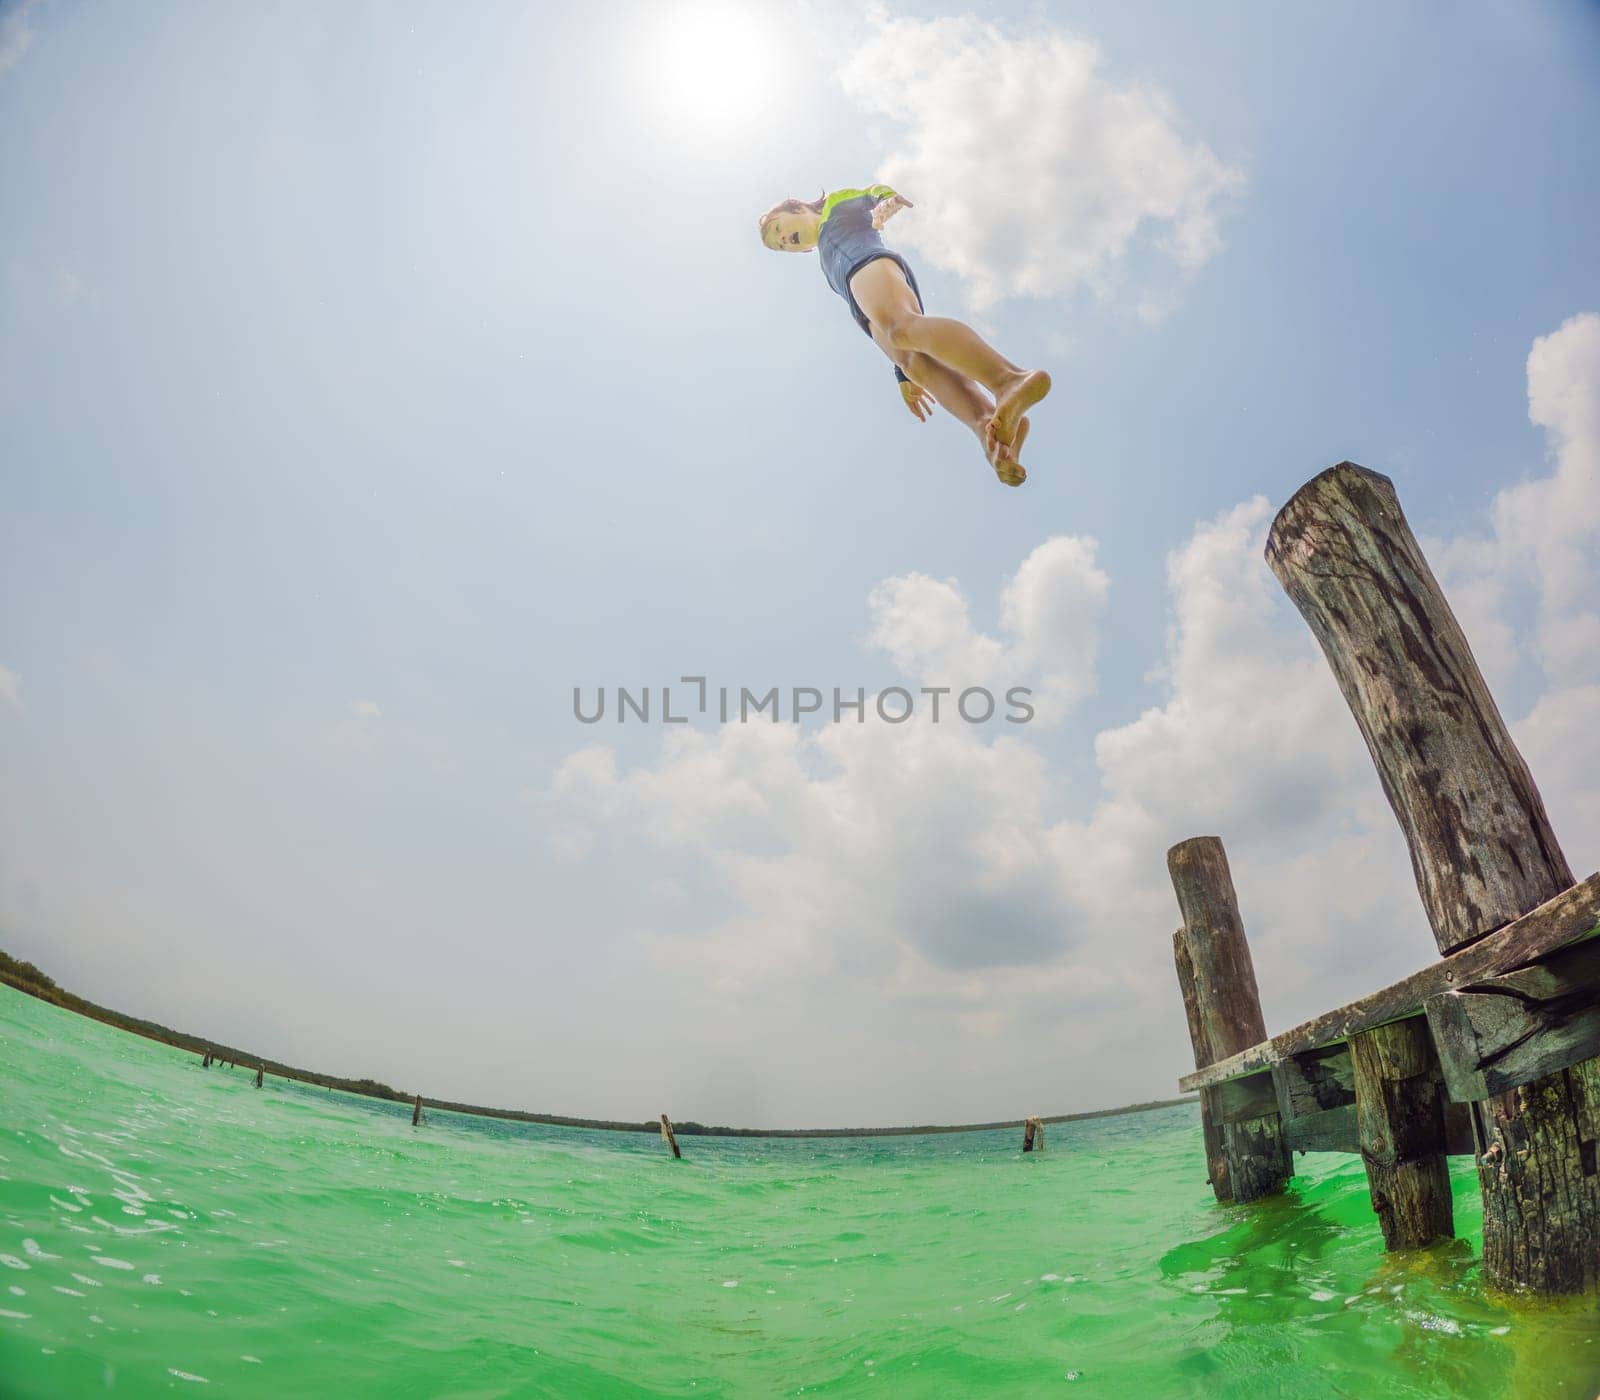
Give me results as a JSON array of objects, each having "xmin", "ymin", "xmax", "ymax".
[
  {"xmin": 987, "ymin": 415, "xmax": 1030, "ymax": 487},
  {"xmin": 987, "ymin": 369, "xmax": 1051, "ymax": 450}
]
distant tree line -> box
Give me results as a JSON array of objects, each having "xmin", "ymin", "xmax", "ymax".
[{"xmin": 1, "ymin": 947, "xmax": 1193, "ymax": 1138}]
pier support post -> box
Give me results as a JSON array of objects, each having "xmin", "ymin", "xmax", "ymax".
[
  {"xmin": 413, "ymin": 1094, "xmax": 423, "ymax": 1127},
  {"xmin": 254, "ymin": 1065, "xmax": 264, "ymax": 1088},
  {"xmin": 1169, "ymin": 837, "xmax": 1290, "ymax": 1202},
  {"xmin": 1349, "ymin": 1020, "xmax": 1454, "ymax": 1248},
  {"xmin": 1268, "ymin": 461, "xmax": 1592, "ymax": 1289},
  {"xmin": 660, "ymin": 1113, "xmax": 681, "ymax": 1159},
  {"xmin": 1174, "ymin": 929, "xmax": 1233, "ymax": 1201},
  {"xmin": 1022, "ymin": 1116, "xmax": 1044, "ymax": 1152}
]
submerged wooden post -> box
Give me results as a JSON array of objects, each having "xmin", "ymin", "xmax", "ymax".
[
  {"xmin": 1022, "ymin": 1116, "xmax": 1044, "ymax": 1152},
  {"xmin": 1169, "ymin": 837, "xmax": 1290, "ymax": 1201},
  {"xmin": 412, "ymin": 1094, "xmax": 423, "ymax": 1127},
  {"xmin": 202, "ymin": 1051, "xmax": 212, "ymax": 1068},
  {"xmin": 1173, "ymin": 929, "xmax": 1233, "ymax": 1201},
  {"xmin": 1268, "ymin": 461, "xmax": 1593, "ymax": 1289},
  {"xmin": 254, "ymin": 1065, "xmax": 264, "ymax": 1088},
  {"xmin": 659, "ymin": 1113, "xmax": 681, "ymax": 1160},
  {"xmin": 1349, "ymin": 1020, "xmax": 1454, "ymax": 1248}
]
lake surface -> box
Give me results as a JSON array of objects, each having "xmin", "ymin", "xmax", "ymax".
[{"xmin": 2, "ymin": 983, "xmax": 1598, "ymax": 1396}]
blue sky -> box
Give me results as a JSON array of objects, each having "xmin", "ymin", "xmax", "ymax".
[{"xmin": 3, "ymin": 0, "xmax": 1598, "ymax": 1125}]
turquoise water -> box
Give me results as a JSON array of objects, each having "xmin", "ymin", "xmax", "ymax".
[{"xmin": 2, "ymin": 985, "xmax": 1598, "ymax": 1397}]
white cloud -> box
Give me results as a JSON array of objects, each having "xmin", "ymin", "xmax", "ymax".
[
  {"xmin": 864, "ymin": 534, "xmax": 1108, "ymax": 723},
  {"xmin": 0, "ymin": 0, "xmax": 41, "ymax": 79},
  {"xmin": 837, "ymin": 7, "xmax": 1244, "ymax": 311},
  {"xmin": 0, "ymin": 665, "xmax": 21, "ymax": 711},
  {"xmin": 543, "ymin": 502, "xmax": 1412, "ymax": 1058}
]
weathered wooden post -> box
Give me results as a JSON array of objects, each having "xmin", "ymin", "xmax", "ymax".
[
  {"xmin": 412, "ymin": 1094, "xmax": 423, "ymax": 1127},
  {"xmin": 1348, "ymin": 1020, "xmax": 1453, "ymax": 1248},
  {"xmin": 202, "ymin": 1051, "xmax": 212, "ymax": 1068},
  {"xmin": 1173, "ymin": 929, "xmax": 1233, "ymax": 1201},
  {"xmin": 1169, "ymin": 837, "xmax": 1291, "ymax": 1201},
  {"xmin": 1022, "ymin": 1116, "xmax": 1044, "ymax": 1152},
  {"xmin": 659, "ymin": 1113, "xmax": 681, "ymax": 1160},
  {"xmin": 254, "ymin": 1065, "xmax": 264, "ymax": 1089},
  {"xmin": 1268, "ymin": 461, "xmax": 1592, "ymax": 1288}
]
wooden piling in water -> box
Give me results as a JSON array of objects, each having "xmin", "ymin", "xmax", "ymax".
[
  {"xmin": 659, "ymin": 1114, "xmax": 681, "ymax": 1159},
  {"xmin": 1169, "ymin": 837, "xmax": 1290, "ymax": 1202},
  {"xmin": 413, "ymin": 1094, "xmax": 423, "ymax": 1127},
  {"xmin": 254, "ymin": 1065, "xmax": 264, "ymax": 1088},
  {"xmin": 1022, "ymin": 1116, "xmax": 1044, "ymax": 1152},
  {"xmin": 1173, "ymin": 929, "xmax": 1233, "ymax": 1201},
  {"xmin": 1348, "ymin": 1020, "xmax": 1454, "ymax": 1249},
  {"xmin": 1268, "ymin": 461, "xmax": 1594, "ymax": 1289}
]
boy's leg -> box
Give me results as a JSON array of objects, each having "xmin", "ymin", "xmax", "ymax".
[
  {"xmin": 851, "ymin": 259, "xmax": 1049, "ymax": 444},
  {"xmin": 877, "ymin": 334, "xmax": 1028, "ymax": 484}
]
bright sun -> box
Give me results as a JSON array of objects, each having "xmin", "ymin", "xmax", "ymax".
[{"xmin": 622, "ymin": 1, "xmax": 792, "ymax": 141}]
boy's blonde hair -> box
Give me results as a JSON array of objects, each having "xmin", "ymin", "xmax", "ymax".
[{"xmin": 757, "ymin": 191, "xmax": 826, "ymax": 245}]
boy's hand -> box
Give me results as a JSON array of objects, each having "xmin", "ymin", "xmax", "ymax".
[
  {"xmin": 900, "ymin": 379, "xmax": 933, "ymax": 421},
  {"xmin": 871, "ymin": 194, "xmax": 912, "ymax": 230}
]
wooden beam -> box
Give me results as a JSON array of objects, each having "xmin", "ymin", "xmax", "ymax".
[
  {"xmin": 1426, "ymin": 939, "xmax": 1600, "ymax": 1102},
  {"xmin": 1350, "ymin": 1019, "xmax": 1454, "ymax": 1249},
  {"xmin": 1274, "ymin": 1044, "xmax": 1356, "ymax": 1119},
  {"xmin": 659, "ymin": 1113, "xmax": 681, "ymax": 1160},
  {"xmin": 1179, "ymin": 871, "xmax": 1600, "ymax": 1093},
  {"xmin": 1283, "ymin": 1104, "xmax": 1358, "ymax": 1154},
  {"xmin": 1212, "ymin": 1072, "xmax": 1277, "ymax": 1126},
  {"xmin": 1278, "ymin": 1100, "xmax": 1474, "ymax": 1157}
]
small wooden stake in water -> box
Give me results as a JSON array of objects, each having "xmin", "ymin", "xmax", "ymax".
[
  {"xmin": 202, "ymin": 1051, "xmax": 211, "ymax": 1068},
  {"xmin": 413, "ymin": 1094, "xmax": 423, "ymax": 1127},
  {"xmin": 1022, "ymin": 1116, "xmax": 1044, "ymax": 1152},
  {"xmin": 660, "ymin": 1113, "xmax": 681, "ymax": 1160},
  {"xmin": 254, "ymin": 1065, "xmax": 264, "ymax": 1089}
]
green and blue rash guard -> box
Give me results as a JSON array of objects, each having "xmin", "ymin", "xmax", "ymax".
[{"xmin": 817, "ymin": 185, "xmax": 923, "ymax": 386}]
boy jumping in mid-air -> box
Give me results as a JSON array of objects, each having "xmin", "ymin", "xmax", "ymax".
[{"xmin": 759, "ymin": 184, "xmax": 1050, "ymax": 487}]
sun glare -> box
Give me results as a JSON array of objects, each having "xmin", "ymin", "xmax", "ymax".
[{"xmin": 622, "ymin": 1, "xmax": 791, "ymax": 142}]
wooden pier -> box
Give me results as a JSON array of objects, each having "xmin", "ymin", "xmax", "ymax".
[{"xmin": 1172, "ymin": 462, "xmax": 1600, "ymax": 1293}]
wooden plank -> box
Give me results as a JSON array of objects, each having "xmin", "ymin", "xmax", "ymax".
[
  {"xmin": 1279, "ymin": 1101, "xmax": 1475, "ymax": 1157},
  {"xmin": 1275, "ymin": 1044, "xmax": 1355, "ymax": 1119},
  {"xmin": 1212, "ymin": 1072, "xmax": 1277, "ymax": 1126},
  {"xmin": 1283, "ymin": 1103, "xmax": 1358, "ymax": 1154},
  {"xmin": 1426, "ymin": 939, "xmax": 1600, "ymax": 1102},
  {"xmin": 1178, "ymin": 872, "xmax": 1600, "ymax": 1093}
]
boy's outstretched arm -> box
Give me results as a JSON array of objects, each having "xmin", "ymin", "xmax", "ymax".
[{"xmin": 871, "ymin": 192, "xmax": 912, "ymax": 230}]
